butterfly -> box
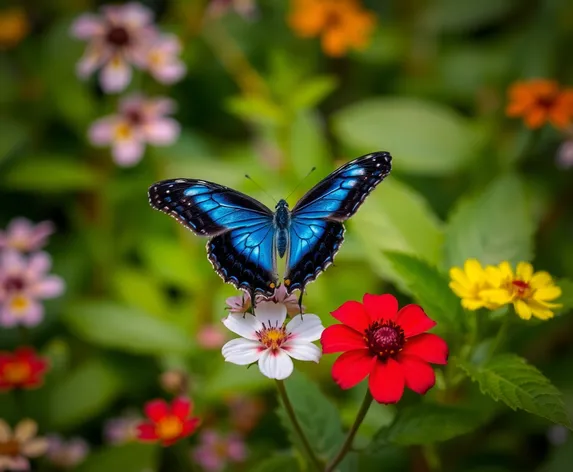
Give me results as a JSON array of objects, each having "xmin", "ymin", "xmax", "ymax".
[{"xmin": 148, "ymin": 151, "xmax": 392, "ymax": 307}]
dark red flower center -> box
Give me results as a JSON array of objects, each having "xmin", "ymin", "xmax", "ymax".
[
  {"xmin": 106, "ymin": 26, "xmax": 130, "ymax": 47},
  {"xmin": 511, "ymin": 279, "xmax": 532, "ymax": 298},
  {"xmin": 125, "ymin": 109, "xmax": 144, "ymax": 125},
  {"xmin": 536, "ymin": 91, "xmax": 559, "ymax": 110},
  {"xmin": 3, "ymin": 276, "xmax": 25, "ymax": 293},
  {"xmin": 0, "ymin": 439, "xmax": 21, "ymax": 457},
  {"xmin": 365, "ymin": 320, "xmax": 405, "ymax": 360}
]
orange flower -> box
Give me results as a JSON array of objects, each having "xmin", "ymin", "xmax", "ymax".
[
  {"xmin": 506, "ymin": 79, "xmax": 573, "ymax": 130},
  {"xmin": 0, "ymin": 347, "xmax": 49, "ymax": 391},
  {"xmin": 288, "ymin": 0, "xmax": 376, "ymax": 57},
  {"xmin": 0, "ymin": 8, "xmax": 29, "ymax": 50}
]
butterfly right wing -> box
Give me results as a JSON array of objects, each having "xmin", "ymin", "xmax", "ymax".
[{"xmin": 148, "ymin": 179, "xmax": 278, "ymax": 296}]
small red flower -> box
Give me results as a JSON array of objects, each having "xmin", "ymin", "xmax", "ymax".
[
  {"xmin": 321, "ymin": 294, "xmax": 448, "ymax": 404},
  {"xmin": 136, "ymin": 397, "xmax": 200, "ymax": 446},
  {"xmin": 0, "ymin": 346, "xmax": 49, "ymax": 391}
]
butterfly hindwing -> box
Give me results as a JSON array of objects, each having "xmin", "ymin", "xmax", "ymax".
[
  {"xmin": 285, "ymin": 152, "xmax": 392, "ymax": 294},
  {"xmin": 149, "ymin": 179, "xmax": 277, "ymax": 296}
]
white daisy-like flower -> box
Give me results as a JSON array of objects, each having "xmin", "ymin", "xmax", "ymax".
[{"xmin": 221, "ymin": 301, "xmax": 324, "ymax": 380}]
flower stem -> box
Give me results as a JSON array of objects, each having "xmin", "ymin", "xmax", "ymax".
[
  {"xmin": 488, "ymin": 317, "xmax": 510, "ymax": 359},
  {"xmin": 325, "ymin": 390, "xmax": 373, "ymax": 472},
  {"xmin": 275, "ymin": 379, "xmax": 323, "ymax": 472}
]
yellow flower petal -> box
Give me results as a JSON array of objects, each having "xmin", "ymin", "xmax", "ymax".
[
  {"xmin": 531, "ymin": 307, "xmax": 554, "ymax": 320},
  {"xmin": 464, "ymin": 259, "xmax": 485, "ymax": 283},
  {"xmin": 497, "ymin": 261, "xmax": 514, "ymax": 280},
  {"xmin": 0, "ymin": 419, "xmax": 12, "ymax": 441},
  {"xmin": 449, "ymin": 267, "xmax": 470, "ymax": 286},
  {"xmin": 481, "ymin": 288, "xmax": 513, "ymax": 305},
  {"xmin": 530, "ymin": 271, "xmax": 553, "ymax": 289},
  {"xmin": 14, "ymin": 419, "xmax": 37, "ymax": 442},
  {"xmin": 516, "ymin": 262, "xmax": 533, "ymax": 282},
  {"xmin": 534, "ymin": 286, "xmax": 562, "ymax": 301},
  {"xmin": 461, "ymin": 298, "xmax": 486, "ymax": 310},
  {"xmin": 21, "ymin": 437, "xmax": 48, "ymax": 458},
  {"xmin": 514, "ymin": 300, "xmax": 532, "ymax": 320},
  {"xmin": 449, "ymin": 281, "xmax": 474, "ymax": 298},
  {"xmin": 484, "ymin": 266, "xmax": 503, "ymax": 287}
]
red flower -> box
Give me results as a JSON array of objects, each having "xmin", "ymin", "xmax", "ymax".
[
  {"xmin": 136, "ymin": 397, "xmax": 200, "ymax": 446},
  {"xmin": 0, "ymin": 346, "xmax": 49, "ymax": 391},
  {"xmin": 321, "ymin": 294, "xmax": 448, "ymax": 404}
]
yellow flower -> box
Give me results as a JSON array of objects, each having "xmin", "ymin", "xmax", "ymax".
[
  {"xmin": 449, "ymin": 259, "xmax": 500, "ymax": 310},
  {"xmin": 481, "ymin": 262, "xmax": 562, "ymax": 320},
  {"xmin": 0, "ymin": 8, "xmax": 29, "ymax": 50},
  {"xmin": 0, "ymin": 418, "xmax": 48, "ymax": 470},
  {"xmin": 288, "ymin": 0, "xmax": 376, "ymax": 57}
]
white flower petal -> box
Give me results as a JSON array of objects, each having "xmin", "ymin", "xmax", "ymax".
[
  {"xmin": 222, "ymin": 313, "xmax": 261, "ymax": 340},
  {"xmin": 258, "ymin": 350, "xmax": 293, "ymax": 380},
  {"xmin": 286, "ymin": 314, "xmax": 324, "ymax": 342},
  {"xmin": 222, "ymin": 338, "xmax": 262, "ymax": 365},
  {"xmin": 14, "ymin": 419, "xmax": 37, "ymax": 442},
  {"xmin": 254, "ymin": 301, "xmax": 286, "ymax": 327},
  {"xmin": 283, "ymin": 340, "xmax": 322, "ymax": 363}
]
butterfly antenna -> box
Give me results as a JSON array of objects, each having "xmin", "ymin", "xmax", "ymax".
[
  {"xmin": 245, "ymin": 174, "xmax": 277, "ymax": 204},
  {"xmin": 286, "ymin": 167, "xmax": 316, "ymax": 202}
]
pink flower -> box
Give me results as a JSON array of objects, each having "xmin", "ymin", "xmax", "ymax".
[
  {"xmin": 225, "ymin": 292, "xmax": 252, "ymax": 314},
  {"xmin": 0, "ymin": 251, "xmax": 64, "ymax": 327},
  {"xmin": 145, "ymin": 34, "xmax": 186, "ymax": 84},
  {"xmin": 0, "ymin": 218, "xmax": 54, "ymax": 253},
  {"xmin": 257, "ymin": 284, "xmax": 304, "ymax": 316},
  {"xmin": 197, "ymin": 324, "xmax": 228, "ymax": 349},
  {"xmin": 225, "ymin": 395, "xmax": 265, "ymax": 434},
  {"xmin": 88, "ymin": 94, "xmax": 180, "ymax": 166},
  {"xmin": 71, "ymin": 2, "xmax": 157, "ymax": 92},
  {"xmin": 556, "ymin": 139, "xmax": 573, "ymax": 169},
  {"xmin": 192, "ymin": 430, "xmax": 247, "ymax": 472},
  {"xmin": 103, "ymin": 414, "xmax": 141, "ymax": 445},
  {"xmin": 46, "ymin": 435, "xmax": 89, "ymax": 469}
]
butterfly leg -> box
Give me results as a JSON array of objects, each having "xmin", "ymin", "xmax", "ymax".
[{"xmin": 297, "ymin": 290, "xmax": 304, "ymax": 316}]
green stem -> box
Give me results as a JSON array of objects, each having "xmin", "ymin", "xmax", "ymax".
[
  {"xmin": 488, "ymin": 317, "xmax": 510, "ymax": 359},
  {"xmin": 275, "ymin": 380, "xmax": 322, "ymax": 472},
  {"xmin": 325, "ymin": 390, "xmax": 373, "ymax": 472}
]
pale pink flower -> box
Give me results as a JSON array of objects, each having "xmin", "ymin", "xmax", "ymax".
[
  {"xmin": 221, "ymin": 302, "xmax": 324, "ymax": 380},
  {"xmin": 103, "ymin": 414, "xmax": 141, "ymax": 445},
  {"xmin": 0, "ymin": 251, "xmax": 64, "ymax": 327},
  {"xmin": 225, "ymin": 292, "xmax": 252, "ymax": 314},
  {"xmin": 197, "ymin": 324, "xmax": 228, "ymax": 349},
  {"xmin": 256, "ymin": 284, "xmax": 304, "ymax": 316},
  {"xmin": 0, "ymin": 419, "xmax": 48, "ymax": 471},
  {"xmin": 207, "ymin": 0, "xmax": 257, "ymax": 19},
  {"xmin": 556, "ymin": 140, "xmax": 573, "ymax": 169},
  {"xmin": 71, "ymin": 2, "xmax": 157, "ymax": 93},
  {"xmin": 192, "ymin": 430, "xmax": 247, "ymax": 472},
  {"xmin": 88, "ymin": 95, "xmax": 180, "ymax": 166},
  {"xmin": 145, "ymin": 34, "xmax": 186, "ymax": 84},
  {"xmin": 46, "ymin": 435, "xmax": 89, "ymax": 469},
  {"xmin": 225, "ymin": 395, "xmax": 265, "ymax": 433},
  {"xmin": 0, "ymin": 218, "xmax": 54, "ymax": 253}
]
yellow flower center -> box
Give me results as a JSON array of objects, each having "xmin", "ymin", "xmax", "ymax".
[
  {"xmin": 509, "ymin": 280, "xmax": 532, "ymax": 299},
  {"xmin": 0, "ymin": 439, "xmax": 21, "ymax": 457},
  {"xmin": 155, "ymin": 416, "xmax": 183, "ymax": 440},
  {"xmin": 3, "ymin": 361, "xmax": 31, "ymax": 384},
  {"xmin": 114, "ymin": 122, "xmax": 133, "ymax": 140},
  {"xmin": 257, "ymin": 326, "xmax": 288, "ymax": 351},
  {"xmin": 9, "ymin": 295, "xmax": 30, "ymax": 313}
]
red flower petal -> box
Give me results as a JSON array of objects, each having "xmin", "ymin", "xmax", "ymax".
[
  {"xmin": 172, "ymin": 397, "xmax": 191, "ymax": 420},
  {"xmin": 136, "ymin": 423, "xmax": 159, "ymax": 441},
  {"xmin": 14, "ymin": 346, "xmax": 37, "ymax": 360},
  {"xmin": 402, "ymin": 333, "xmax": 448, "ymax": 365},
  {"xmin": 368, "ymin": 358, "xmax": 404, "ymax": 404},
  {"xmin": 332, "ymin": 350, "xmax": 375, "ymax": 389},
  {"xmin": 181, "ymin": 418, "xmax": 200, "ymax": 436},
  {"xmin": 362, "ymin": 293, "xmax": 398, "ymax": 322},
  {"xmin": 321, "ymin": 325, "xmax": 367, "ymax": 353},
  {"xmin": 144, "ymin": 399, "xmax": 169, "ymax": 423},
  {"xmin": 399, "ymin": 355, "xmax": 436, "ymax": 395},
  {"xmin": 395, "ymin": 305, "xmax": 436, "ymax": 338},
  {"xmin": 330, "ymin": 301, "xmax": 370, "ymax": 333}
]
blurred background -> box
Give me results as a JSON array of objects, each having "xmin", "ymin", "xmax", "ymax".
[{"xmin": 0, "ymin": 0, "xmax": 572, "ymax": 471}]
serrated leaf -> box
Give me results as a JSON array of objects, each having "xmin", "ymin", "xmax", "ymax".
[
  {"xmin": 251, "ymin": 454, "xmax": 300, "ymax": 472},
  {"xmin": 351, "ymin": 178, "xmax": 443, "ymax": 289},
  {"xmin": 63, "ymin": 301, "xmax": 192, "ymax": 355},
  {"xmin": 444, "ymin": 174, "xmax": 534, "ymax": 268},
  {"xmin": 333, "ymin": 97, "xmax": 482, "ymax": 175},
  {"xmin": 76, "ymin": 443, "xmax": 158, "ymax": 472},
  {"xmin": 385, "ymin": 251, "xmax": 464, "ymax": 332},
  {"xmin": 374, "ymin": 403, "xmax": 492, "ymax": 446},
  {"xmin": 458, "ymin": 354, "xmax": 571, "ymax": 428},
  {"xmin": 276, "ymin": 372, "xmax": 344, "ymax": 464}
]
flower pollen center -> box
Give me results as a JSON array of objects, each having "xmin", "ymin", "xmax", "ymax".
[
  {"xmin": 106, "ymin": 25, "xmax": 130, "ymax": 47},
  {"xmin": 511, "ymin": 279, "xmax": 532, "ymax": 299},
  {"xmin": 3, "ymin": 361, "xmax": 31, "ymax": 384},
  {"xmin": 536, "ymin": 91, "xmax": 558, "ymax": 110},
  {"xmin": 10, "ymin": 295, "xmax": 30, "ymax": 313},
  {"xmin": 155, "ymin": 415, "xmax": 183, "ymax": 440},
  {"xmin": 365, "ymin": 320, "xmax": 405, "ymax": 360},
  {"xmin": 0, "ymin": 439, "xmax": 21, "ymax": 457},
  {"xmin": 257, "ymin": 325, "xmax": 288, "ymax": 351}
]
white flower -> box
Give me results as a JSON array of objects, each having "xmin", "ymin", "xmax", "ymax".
[{"xmin": 221, "ymin": 301, "xmax": 324, "ymax": 380}]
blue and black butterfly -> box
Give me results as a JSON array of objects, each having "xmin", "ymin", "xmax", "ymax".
[{"xmin": 148, "ymin": 151, "xmax": 392, "ymax": 306}]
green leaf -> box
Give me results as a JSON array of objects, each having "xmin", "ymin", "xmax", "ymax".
[
  {"xmin": 0, "ymin": 119, "xmax": 27, "ymax": 164},
  {"xmin": 421, "ymin": 0, "xmax": 515, "ymax": 32},
  {"xmin": 226, "ymin": 95, "xmax": 285, "ymax": 125},
  {"xmin": 289, "ymin": 75, "xmax": 337, "ymax": 111},
  {"xmin": 351, "ymin": 178, "xmax": 443, "ymax": 288},
  {"xmin": 76, "ymin": 443, "xmax": 158, "ymax": 472},
  {"xmin": 277, "ymin": 372, "xmax": 345, "ymax": 464},
  {"xmin": 251, "ymin": 454, "xmax": 301, "ymax": 472},
  {"xmin": 444, "ymin": 175, "xmax": 534, "ymax": 268},
  {"xmin": 48, "ymin": 359, "xmax": 125, "ymax": 429},
  {"xmin": 1, "ymin": 155, "xmax": 101, "ymax": 192},
  {"xmin": 289, "ymin": 111, "xmax": 331, "ymax": 180},
  {"xmin": 385, "ymin": 251, "xmax": 464, "ymax": 332},
  {"xmin": 112, "ymin": 267, "xmax": 170, "ymax": 317},
  {"xmin": 63, "ymin": 301, "xmax": 192, "ymax": 355},
  {"xmin": 333, "ymin": 97, "xmax": 482, "ymax": 175},
  {"xmin": 204, "ymin": 362, "xmax": 270, "ymax": 397},
  {"xmin": 458, "ymin": 354, "xmax": 571, "ymax": 428},
  {"xmin": 375, "ymin": 403, "xmax": 491, "ymax": 445}
]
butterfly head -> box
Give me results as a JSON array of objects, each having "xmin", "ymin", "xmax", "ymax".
[{"xmin": 275, "ymin": 199, "xmax": 289, "ymax": 210}]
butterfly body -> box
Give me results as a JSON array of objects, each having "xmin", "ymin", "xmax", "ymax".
[{"xmin": 148, "ymin": 152, "xmax": 392, "ymax": 303}]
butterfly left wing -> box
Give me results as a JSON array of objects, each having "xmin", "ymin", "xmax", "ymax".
[
  {"xmin": 285, "ymin": 152, "xmax": 392, "ymax": 294},
  {"xmin": 149, "ymin": 179, "xmax": 278, "ymax": 297}
]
